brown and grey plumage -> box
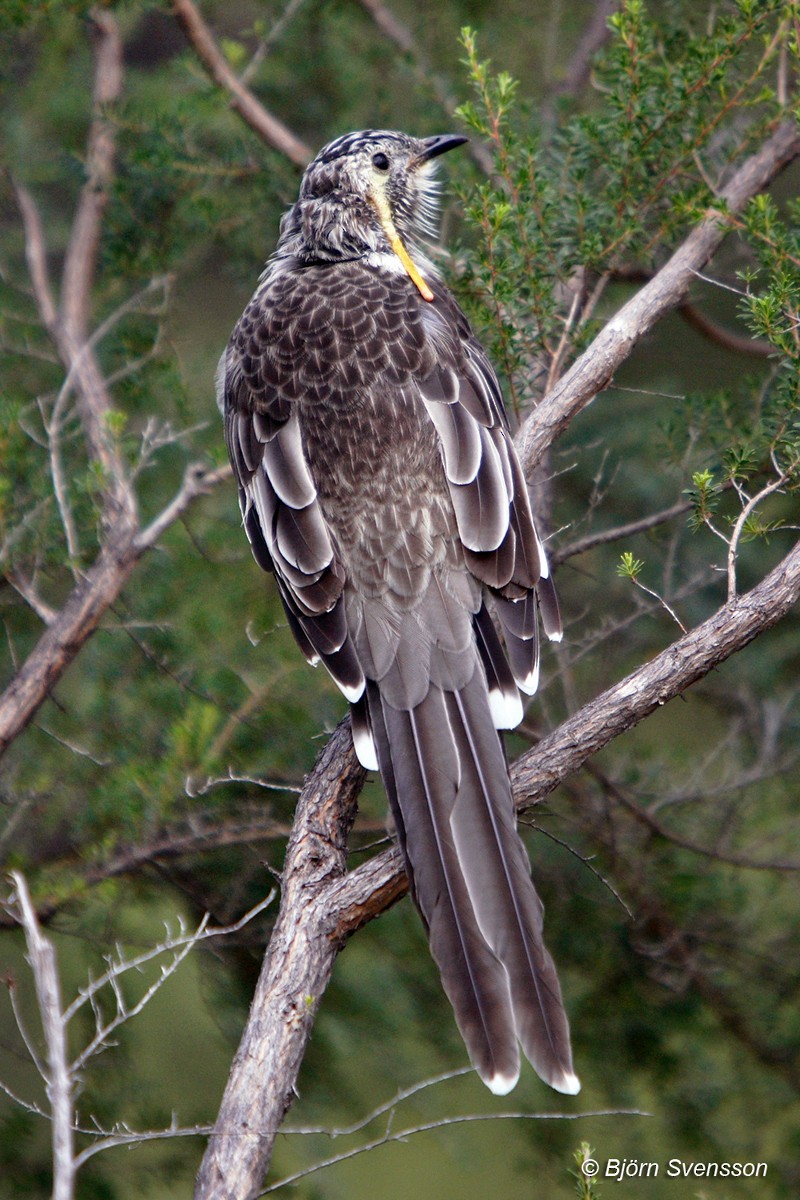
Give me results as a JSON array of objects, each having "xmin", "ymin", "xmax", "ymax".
[{"xmin": 217, "ymin": 129, "xmax": 579, "ymax": 1096}]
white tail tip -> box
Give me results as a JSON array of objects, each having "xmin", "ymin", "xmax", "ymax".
[
  {"xmin": 551, "ymin": 1070, "xmax": 581, "ymax": 1095},
  {"xmin": 486, "ymin": 1069, "xmax": 520, "ymax": 1096}
]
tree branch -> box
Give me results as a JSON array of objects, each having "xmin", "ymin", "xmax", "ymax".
[
  {"xmin": 0, "ymin": 536, "xmax": 138, "ymax": 759},
  {"xmin": 13, "ymin": 16, "xmax": 136, "ymax": 534},
  {"xmin": 11, "ymin": 873, "xmax": 76, "ymax": 1200},
  {"xmin": 0, "ymin": 462, "xmax": 226, "ymax": 760},
  {"xmin": 60, "ymin": 8, "xmax": 123, "ymax": 342},
  {"xmin": 516, "ymin": 119, "xmax": 800, "ymax": 473},
  {"xmin": 550, "ymin": 497, "xmax": 696, "ymax": 566},
  {"xmin": 194, "ymin": 721, "xmax": 370, "ymax": 1200},
  {"xmin": 171, "ymin": 0, "xmax": 311, "ymax": 166}
]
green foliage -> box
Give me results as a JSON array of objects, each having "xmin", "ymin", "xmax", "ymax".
[
  {"xmin": 456, "ymin": 3, "xmax": 796, "ymax": 401},
  {"xmin": 616, "ymin": 550, "xmax": 645, "ymax": 581},
  {"xmin": 571, "ymin": 1142, "xmax": 603, "ymax": 1198}
]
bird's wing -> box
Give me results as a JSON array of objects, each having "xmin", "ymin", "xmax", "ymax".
[
  {"xmin": 218, "ymin": 280, "xmax": 366, "ymax": 704},
  {"xmin": 418, "ymin": 282, "xmax": 561, "ymax": 695}
]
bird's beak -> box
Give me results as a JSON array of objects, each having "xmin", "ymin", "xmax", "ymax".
[{"xmin": 414, "ymin": 134, "xmax": 469, "ymax": 166}]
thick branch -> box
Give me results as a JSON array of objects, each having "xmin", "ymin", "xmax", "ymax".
[
  {"xmin": 194, "ymin": 722, "xmax": 368, "ymax": 1200},
  {"xmin": 171, "ymin": 0, "xmax": 311, "ymax": 166},
  {"xmin": 516, "ymin": 119, "xmax": 800, "ymax": 473}
]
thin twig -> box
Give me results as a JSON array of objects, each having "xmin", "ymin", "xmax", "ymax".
[
  {"xmin": 726, "ymin": 471, "xmax": 788, "ymax": 600},
  {"xmin": 265, "ymin": 1106, "xmax": 648, "ymax": 1194},
  {"xmin": 551, "ymin": 498, "xmax": 696, "ymax": 565},
  {"xmin": 63, "ymin": 895, "xmax": 274, "ymax": 1029},
  {"xmin": 12, "ymin": 183, "xmax": 58, "ymax": 332},
  {"xmin": 544, "ymin": 0, "xmax": 621, "ymax": 114},
  {"xmin": 135, "ymin": 462, "xmax": 232, "ymax": 549},
  {"xmin": 239, "ymin": 0, "xmax": 308, "ymax": 83},
  {"xmin": 60, "ymin": 9, "xmax": 123, "ymax": 341},
  {"xmin": 679, "ymin": 300, "xmax": 773, "ymax": 357},
  {"xmin": 587, "ymin": 763, "xmax": 800, "ymax": 872}
]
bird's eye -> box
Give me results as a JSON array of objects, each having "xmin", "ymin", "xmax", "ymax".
[{"xmin": 372, "ymin": 152, "xmax": 390, "ymax": 172}]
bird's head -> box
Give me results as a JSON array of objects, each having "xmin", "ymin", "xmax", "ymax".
[{"xmin": 277, "ymin": 129, "xmax": 467, "ymax": 299}]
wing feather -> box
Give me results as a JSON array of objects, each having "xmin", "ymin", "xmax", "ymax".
[{"xmin": 449, "ymin": 428, "xmax": 510, "ymax": 553}]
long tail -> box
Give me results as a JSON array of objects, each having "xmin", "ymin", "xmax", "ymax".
[{"xmin": 365, "ymin": 667, "xmax": 579, "ymax": 1095}]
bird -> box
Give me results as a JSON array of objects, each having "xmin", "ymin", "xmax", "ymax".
[{"xmin": 217, "ymin": 129, "xmax": 579, "ymax": 1097}]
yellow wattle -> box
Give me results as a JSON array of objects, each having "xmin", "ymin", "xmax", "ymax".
[
  {"xmin": 371, "ymin": 187, "xmax": 435, "ymax": 303},
  {"xmin": 388, "ymin": 230, "xmax": 435, "ymax": 302}
]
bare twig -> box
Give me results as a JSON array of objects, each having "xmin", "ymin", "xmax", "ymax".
[
  {"xmin": 679, "ymin": 300, "xmax": 774, "ymax": 357},
  {"xmin": 0, "ymin": 815, "xmax": 290, "ymax": 929},
  {"xmin": 60, "ymin": 9, "xmax": 123, "ymax": 341},
  {"xmin": 13, "ymin": 16, "xmax": 137, "ymax": 534},
  {"xmin": 4, "ymin": 570, "xmax": 58, "ymax": 625},
  {"xmin": 13, "ymin": 184, "xmax": 58, "ymax": 332},
  {"xmin": 171, "ymin": 0, "xmax": 311, "ymax": 165},
  {"xmin": 267, "ymin": 1106, "xmax": 645, "ymax": 1194},
  {"xmin": 626, "ymin": 570, "xmax": 687, "ymax": 634},
  {"xmin": 726, "ymin": 470, "xmax": 789, "ymax": 600},
  {"xmin": 551, "ymin": 498, "xmax": 696, "ymax": 565},
  {"xmin": 3, "ymin": 880, "xmax": 277, "ymax": 1190},
  {"xmin": 136, "ymin": 462, "xmax": 232, "ymax": 550},
  {"xmin": 588, "ymin": 763, "xmax": 800, "ymax": 872},
  {"xmin": 240, "ymin": 0, "xmax": 308, "ymax": 83},
  {"xmin": 11, "ymin": 873, "xmax": 76, "ymax": 1200}
]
